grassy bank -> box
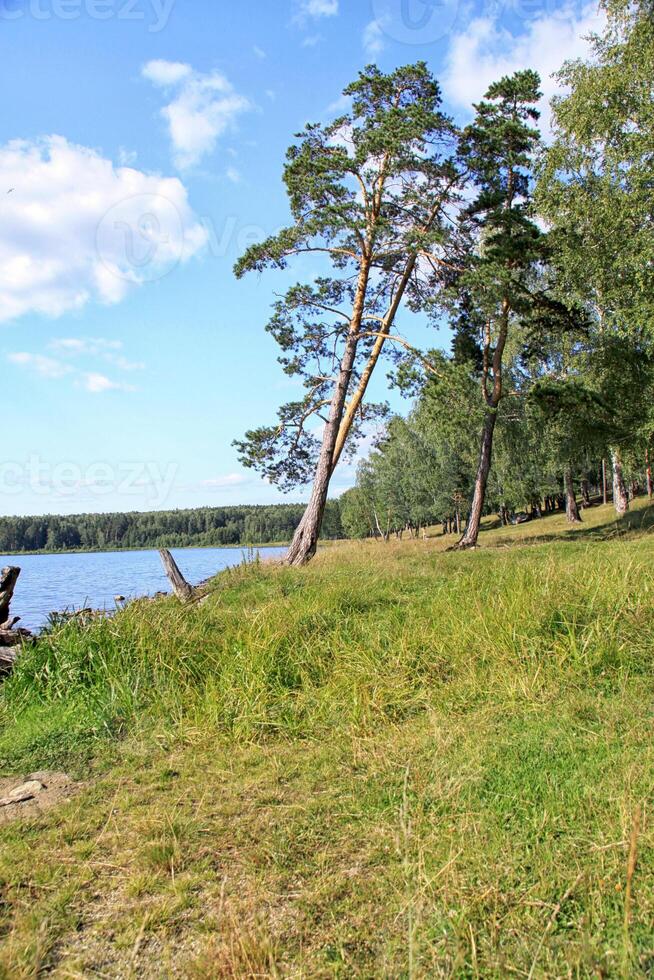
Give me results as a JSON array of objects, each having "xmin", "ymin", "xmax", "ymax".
[{"xmin": 0, "ymin": 501, "xmax": 653, "ymax": 976}]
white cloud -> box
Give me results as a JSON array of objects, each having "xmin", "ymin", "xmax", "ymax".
[
  {"xmin": 363, "ymin": 18, "xmax": 386, "ymax": 56},
  {"xmin": 49, "ymin": 337, "xmax": 121, "ymax": 355},
  {"xmin": 0, "ymin": 135, "xmax": 207, "ymax": 324},
  {"xmin": 81, "ymin": 372, "xmax": 135, "ymax": 394},
  {"xmin": 201, "ymin": 473, "xmax": 248, "ymax": 489},
  {"xmin": 253, "ymin": 45, "xmax": 267, "ymax": 59},
  {"xmin": 326, "ymin": 94, "xmax": 352, "ymax": 117},
  {"xmin": 295, "ymin": 0, "xmax": 338, "ymax": 19},
  {"xmin": 142, "ymin": 59, "xmax": 192, "ymax": 87},
  {"xmin": 118, "ymin": 147, "xmax": 137, "ymax": 166},
  {"xmin": 109, "ymin": 354, "xmax": 145, "ymax": 372},
  {"xmin": 301, "ymin": 34, "xmax": 322, "ymax": 47},
  {"xmin": 9, "ymin": 337, "xmax": 144, "ymax": 392},
  {"xmin": 49, "ymin": 337, "xmax": 145, "ymax": 371},
  {"xmin": 7, "ymin": 352, "xmax": 72, "ymax": 379},
  {"xmin": 442, "ymin": 3, "xmax": 606, "ymax": 135},
  {"xmin": 142, "ymin": 60, "xmax": 251, "ymax": 170},
  {"xmin": 226, "ymin": 166, "xmax": 242, "ymax": 184}
]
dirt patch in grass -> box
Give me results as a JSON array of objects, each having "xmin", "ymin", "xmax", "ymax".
[{"xmin": 0, "ymin": 770, "xmax": 79, "ymax": 826}]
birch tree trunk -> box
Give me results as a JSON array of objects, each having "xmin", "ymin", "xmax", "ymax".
[{"xmin": 611, "ymin": 448, "xmax": 629, "ymax": 515}]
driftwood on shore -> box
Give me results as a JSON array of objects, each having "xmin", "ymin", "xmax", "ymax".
[
  {"xmin": 159, "ymin": 549, "xmax": 194, "ymax": 602},
  {"xmin": 0, "ymin": 566, "xmax": 20, "ymax": 627},
  {"xmin": 0, "ymin": 566, "xmax": 32, "ymax": 674}
]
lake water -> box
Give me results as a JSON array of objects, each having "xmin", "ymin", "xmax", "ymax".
[{"xmin": 0, "ymin": 546, "xmax": 287, "ymax": 632}]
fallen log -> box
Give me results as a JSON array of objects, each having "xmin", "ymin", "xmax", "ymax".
[{"xmin": 159, "ymin": 549, "xmax": 194, "ymax": 602}]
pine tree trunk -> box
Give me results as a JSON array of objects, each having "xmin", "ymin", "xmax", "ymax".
[
  {"xmin": 456, "ymin": 409, "xmax": 497, "ymax": 549},
  {"xmin": 285, "ymin": 260, "xmax": 371, "ymax": 566},
  {"xmin": 454, "ymin": 297, "xmax": 509, "ymax": 551},
  {"xmin": 611, "ymin": 448, "xmax": 629, "ymax": 515},
  {"xmin": 564, "ymin": 468, "xmax": 582, "ymax": 523}
]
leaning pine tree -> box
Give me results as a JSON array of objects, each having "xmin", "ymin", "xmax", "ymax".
[
  {"xmin": 234, "ymin": 63, "xmax": 459, "ymax": 565},
  {"xmin": 447, "ymin": 70, "xmax": 543, "ymax": 549}
]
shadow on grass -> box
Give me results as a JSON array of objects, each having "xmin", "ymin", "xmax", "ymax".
[{"xmin": 480, "ymin": 498, "xmax": 654, "ymax": 550}]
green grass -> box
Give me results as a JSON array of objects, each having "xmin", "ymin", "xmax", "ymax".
[{"xmin": 0, "ymin": 500, "xmax": 653, "ymax": 976}]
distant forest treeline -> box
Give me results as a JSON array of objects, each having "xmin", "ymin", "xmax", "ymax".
[{"xmin": 0, "ymin": 502, "xmax": 344, "ymax": 554}]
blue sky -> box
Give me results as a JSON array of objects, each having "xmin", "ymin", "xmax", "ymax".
[{"xmin": 0, "ymin": 0, "xmax": 603, "ymax": 516}]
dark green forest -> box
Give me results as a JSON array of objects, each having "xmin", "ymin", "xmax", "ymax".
[{"xmin": 0, "ymin": 502, "xmax": 344, "ymax": 554}]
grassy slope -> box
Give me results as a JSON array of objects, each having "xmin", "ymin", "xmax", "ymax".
[{"xmin": 0, "ymin": 501, "xmax": 653, "ymax": 977}]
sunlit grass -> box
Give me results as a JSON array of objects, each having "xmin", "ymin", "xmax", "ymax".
[{"xmin": 0, "ymin": 498, "xmax": 652, "ymax": 976}]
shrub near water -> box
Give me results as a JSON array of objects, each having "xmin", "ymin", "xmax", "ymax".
[{"xmin": 1, "ymin": 521, "xmax": 653, "ymax": 770}]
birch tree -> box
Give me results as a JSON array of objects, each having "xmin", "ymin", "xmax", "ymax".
[{"xmin": 537, "ymin": 0, "xmax": 654, "ymax": 514}]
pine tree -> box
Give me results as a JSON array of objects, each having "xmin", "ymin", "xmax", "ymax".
[
  {"xmin": 448, "ymin": 70, "xmax": 544, "ymax": 547},
  {"xmin": 234, "ymin": 63, "xmax": 460, "ymax": 565}
]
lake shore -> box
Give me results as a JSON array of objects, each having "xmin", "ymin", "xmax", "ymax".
[{"xmin": 0, "ymin": 545, "xmax": 289, "ymax": 632}]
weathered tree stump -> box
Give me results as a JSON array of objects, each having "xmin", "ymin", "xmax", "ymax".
[
  {"xmin": 0, "ymin": 567, "xmax": 20, "ymax": 626},
  {"xmin": 0, "ymin": 567, "xmax": 31, "ymax": 676},
  {"xmin": 159, "ymin": 549, "xmax": 194, "ymax": 602}
]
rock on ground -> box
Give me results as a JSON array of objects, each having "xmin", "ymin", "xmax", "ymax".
[{"xmin": 0, "ymin": 771, "xmax": 78, "ymax": 825}]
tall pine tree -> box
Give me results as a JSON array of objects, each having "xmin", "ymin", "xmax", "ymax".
[
  {"xmin": 234, "ymin": 63, "xmax": 460, "ymax": 565},
  {"xmin": 448, "ymin": 70, "xmax": 543, "ymax": 547}
]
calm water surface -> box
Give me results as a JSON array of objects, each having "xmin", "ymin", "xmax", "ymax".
[{"xmin": 0, "ymin": 547, "xmax": 287, "ymax": 632}]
